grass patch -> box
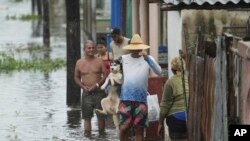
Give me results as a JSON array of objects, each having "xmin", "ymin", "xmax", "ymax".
[
  {"xmin": 15, "ymin": 43, "xmax": 51, "ymax": 53},
  {"xmin": 9, "ymin": 0, "xmax": 23, "ymax": 2},
  {"xmin": 0, "ymin": 54, "xmax": 66, "ymax": 73},
  {"xmin": 19, "ymin": 14, "xmax": 40, "ymax": 21},
  {"xmin": 6, "ymin": 14, "xmax": 40, "ymax": 21},
  {"xmin": 3, "ymin": 43, "xmax": 51, "ymax": 55},
  {"xmin": 15, "ymin": 0, "xmax": 23, "ymax": 2},
  {"xmin": 0, "ymin": 43, "xmax": 66, "ymax": 73}
]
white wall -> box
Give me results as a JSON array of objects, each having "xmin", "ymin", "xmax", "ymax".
[{"xmin": 167, "ymin": 11, "xmax": 182, "ymax": 77}]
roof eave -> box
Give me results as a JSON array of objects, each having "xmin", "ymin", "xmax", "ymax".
[
  {"xmin": 148, "ymin": 0, "xmax": 164, "ymax": 3},
  {"xmin": 161, "ymin": 2, "xmax": 250, "ymax": 11}
]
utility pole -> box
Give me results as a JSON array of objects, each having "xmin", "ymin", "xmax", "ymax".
[
  {"xmin": 37, "ymin": 0, "xmax": 43, "ymax": 18},
  {"xmin": 65, "ymin": 0, "xmax": 81, "ymax": 107},
  {"xmin": 43, "ymin": 0, "xmax": 50, "ymax": 47}
]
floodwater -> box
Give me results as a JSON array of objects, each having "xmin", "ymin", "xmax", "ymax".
[{"xmin": 0, "ymin": 0, "xmax": 119, "ymax": 141}]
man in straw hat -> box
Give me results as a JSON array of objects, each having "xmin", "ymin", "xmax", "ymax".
[
  {"xmin": 118, "ymin": 34, "xmax": 162, "ymax": 141},
  {"xmin": 157, "ymin": 57, "xmax": 189, "ymax": 141}
]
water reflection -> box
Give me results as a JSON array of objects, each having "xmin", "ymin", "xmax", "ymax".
[
  {"xmin": 43, "ymin": 49, "xmax": 51, "ymax": 90},
  {"xmin": 31, "ymin": 19, "xmax": 42, "ymax": 37},
  {"xmin": 67, "ymin": 109, "xmax": 81, "ymax": 129}
]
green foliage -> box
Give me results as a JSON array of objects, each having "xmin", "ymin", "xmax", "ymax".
[
  {"xmin": 6, "ymin": 14, "xmax": 40, "ymax": 21},
  {"xmin": 0, "ymin": 45, "xmax": 66, "ymax": 73},
  {"xmin": 0, "ymin": 53, "xmax": 66, "ymax": 73},
  {"xmin": 6, "ymin": 15, "xmax": 17, "ymax": 20},
  {"xmin": 15, "ymin": 43, "xmax": 51, "ymax": 53},
  {"xmin": 9, "ymin": 0, "xmax": 23, "ymax": 3},
  {"xmin": 19, "ymin": 14, "xmax": 40, "ymax": 21}
]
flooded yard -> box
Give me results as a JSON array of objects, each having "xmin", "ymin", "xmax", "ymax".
[{"xmin": 0, "ymin": 70, "xmax": 119, "ymax": 141}]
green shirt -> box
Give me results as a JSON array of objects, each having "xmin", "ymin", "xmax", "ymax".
[{"xmin": 160, "ymin": 74, "xmax": 189, "ymax": 116}]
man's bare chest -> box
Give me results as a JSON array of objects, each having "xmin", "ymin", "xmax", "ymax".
[{"xmin": 80, "ymin": 63, "xmax": 100, "ymax": 75}]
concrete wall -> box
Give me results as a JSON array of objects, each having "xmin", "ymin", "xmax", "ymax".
[{"xmin": 181, "ymin": 10, "xmax": 250, "ymax": 55}]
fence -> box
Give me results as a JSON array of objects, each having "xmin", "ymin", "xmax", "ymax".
[{"xmin": 187, "ymin": 34, "xmax": 250, "ymax": 141}]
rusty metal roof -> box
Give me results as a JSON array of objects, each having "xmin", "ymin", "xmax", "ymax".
[{"xmin": 162, "ymin": 0, "xmax": 250, "ymax": 10}]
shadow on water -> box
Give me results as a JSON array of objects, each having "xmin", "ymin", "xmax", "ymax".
[{"xmin": 66, "ymin": 107, "xmax": 120, "ymax": 141}]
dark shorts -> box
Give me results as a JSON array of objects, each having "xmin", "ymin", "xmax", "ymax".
[
  {"xmin": 118, "ymin": 101, "xmax": 149, "ymax": 127},
  {"xmin": 81, "ymin": 90, "xmax": 106, "ymax": 120},
  {"xmin": 166, "ymin": 115, "xmax": 187, "ymax": 139}
]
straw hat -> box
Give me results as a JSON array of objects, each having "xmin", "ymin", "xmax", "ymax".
[
  {"xmin": 171, "ymin": 57, "xmax": 186, "ymax": 71},
  {"xmin": 123, "ymin": 34, "xmax": 150, "ymax": 50}
]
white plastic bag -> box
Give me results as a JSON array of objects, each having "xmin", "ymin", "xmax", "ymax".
[{"xmin": 147, "ymin": 94, "xmax": 160, "ymax": 122}]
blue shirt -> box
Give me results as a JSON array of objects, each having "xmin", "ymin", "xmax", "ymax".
[{"xmin": 120, "ymin": 54, "xmax": 162, "ymax": 103}]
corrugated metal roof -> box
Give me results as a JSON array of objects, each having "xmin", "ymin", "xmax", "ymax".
[
  {"xmin": 162, "ymin": 0, "xmax": 250, "ymax": 10},
  {"xmin": 163, "ymin": 0, "xmax": 250, "ymax": 5}
]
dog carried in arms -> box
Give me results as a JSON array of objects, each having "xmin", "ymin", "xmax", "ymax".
[{"xmin": 95, "ymin": 59, "xmax": 122, "ymax": 130}]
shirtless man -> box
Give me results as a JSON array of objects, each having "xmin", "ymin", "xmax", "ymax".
[{"xmin": 74, "ymin": 40, "xmax": 108, "ymax": 137}]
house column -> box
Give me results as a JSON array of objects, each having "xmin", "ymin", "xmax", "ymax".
[
  {"xmin": 139, "ymin": 0, "xmax": 148, "ymax": 44},
  {"xmin": 149, "ymin": 3, "xmax": 159, "ymax": 76},
  {"xmin": 132, "ymin": 0, "xmax": 139, "ymax": 34}
]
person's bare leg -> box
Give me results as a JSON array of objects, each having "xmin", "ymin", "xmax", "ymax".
[
  {"xmin": 98, "ymin": 119, "xmax": 106, "ymax": 135},
  {"xmin": 120, "ymin": 124, "xmax": 130, "ymax": 141},
  {"xmin": 113, "ymin": 114, "xmax": 120, "ymax": 130},
  {"xmin": 134, "ymin": 127, "xmax": 144, "ymax": 141},
  {"xmin": 84, "ymin": 119, "xmax": 91, "ymax": 136}
]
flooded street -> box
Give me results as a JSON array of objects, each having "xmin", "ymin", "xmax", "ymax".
[{"xmin": 0, "ymin": 0, "xmax": 118, "ymax": 140}]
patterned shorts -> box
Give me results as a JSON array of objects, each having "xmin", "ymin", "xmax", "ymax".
[
  {"xmin": 118, "ymin": 101, "xmax": 149, "ymax": 127},
  {"xmin": 81, "ymin": 90, "xmax": 106, "ymax": 120}
]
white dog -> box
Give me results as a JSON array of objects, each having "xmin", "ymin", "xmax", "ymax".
[{"xmin": 95, "ymin": 60, "xmax": 122, "ymax": 130}]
